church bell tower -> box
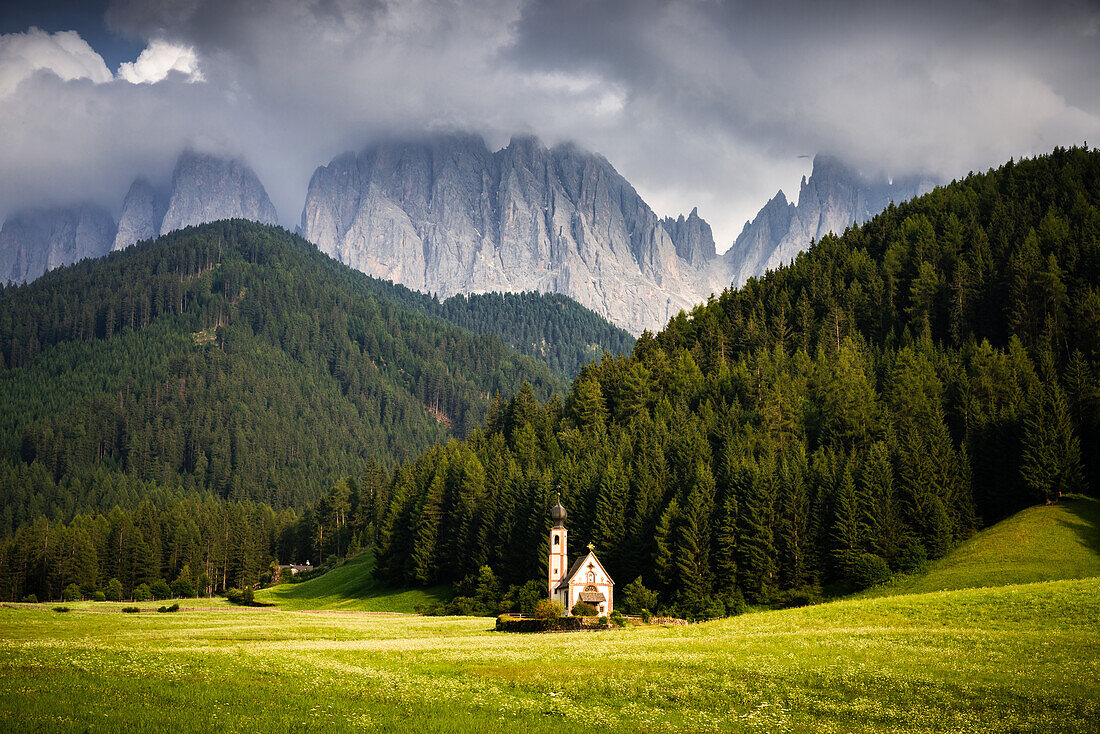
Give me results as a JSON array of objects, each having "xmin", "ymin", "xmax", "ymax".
[{"xmin": 548, "ymin": 495, "xmax": 568, "ymax": 599}]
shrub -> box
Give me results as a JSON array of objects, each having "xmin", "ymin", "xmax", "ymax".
[
  {"xmin": 226, "ymin": 586, "xmax": 273, "ymax": 607},
  {"xmin": 620, "ymin": 577, "xmax": 659, "ymax": 615},
  {"xmin": 852, "ymin": 554, "xmax": 892, "ymax": 589},
  {"xmin": 105, "ymin": 578, "xmax": 123, "ymax": 602},
  {"xmin": 532, "ymin": 599, "xmax": 565, "ymax": 619},
  {"xmin": 157, "ymin": 603, "xmax": 180, "ymax": 613},
  {"xmin": 597, "ymin": 615, "xmax": 609, "ymax": 626},
  {"xmin": 133, "ymin": 584, "xmax": 152, "ymax": 602},
  {"xmin": 62, "ymin": 583, "xmax": 82, "ymax": 602},
  {"xmin": 53, "ymin": 606, "xmax": 70, "ymax": 613},
  {"xmin": 698, "ymin": 596, "xmax": 727, "ymax": 621},
  {"xmin": 640, "ymin": 608, "xmax": 652, "ymax": 623},
  {"xmin": 21, "ymin": 594, "xmax": 38, "ymax": 604},
  {"xmin": 609, "ymin": 610, "xmax": 626, "ymax": 628},
  {"xmin": 774, "ymin": 586, "xmax": 822, "ymax": 608},
  {"xmin": 446, "ymin": 597, "xmax": 479, "ymax": 616},
  {"xmin": 171, "ymin": 577, "xmax": 195, "ymax": 599},
  {"xmin": 896, "ymin": 539, "xmax": 928, "ymax": 573},
  {"xmin": 150, "ymin": 579, "xmax": 172, "ymax": 600},
  {"xmin": 571, "ymin": 601, "xmax": 597, "ymax": 617},
  {"xmin": 721, "ymin": 588, "xmax": 746, "ymax": 616},
  {"xmin": 678, "ymin": 595, "xmax": 726, "ymax": 621},
  {"xmin": 93, "ymin": 591, "xmax": 106, "ymax": 602},
  {"xmin": 514, "ymin": 580, "xmax": 547, "ymax": 614},
  {"xmin": 496, "ymin": 615, "xmax": 586, "ymax": 633},
  {"xmin": 122, "ymin": 606, "xmax": 140, "ymax": 613}
]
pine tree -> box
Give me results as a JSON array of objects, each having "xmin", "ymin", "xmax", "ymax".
[
  {"xmin": 674, "ymin": 464, "xmax": 714, "ymax": 605},
  {"xmin": 409, "ymin": 468, "xmax": 445, "ymax": 586},
  {"xmin": 652, "ymin": 499, "xmax": 678, "ymax": 594},
  {"xmin": 1021, "ymin": 376, "xmax": 1085, "ymax": 503},
  {"xmin": 735, "ymin": 462, "xmax": 775, "ymax": 603}
]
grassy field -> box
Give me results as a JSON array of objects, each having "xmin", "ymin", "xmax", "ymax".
[
  {"xmin": 254, "ymin": 551, "xmax": 450, "ymax": 612},
  {"xmin": 3, "ymin": 499, "xmax": 1098, "ymax": 732},
  {"xmin": 862, "ymin": 495, "xmax": 1100, "ymax": 598},
  {"xmin": 1, "ymin": 577, "xmax": 1097, "ymax": 732}
]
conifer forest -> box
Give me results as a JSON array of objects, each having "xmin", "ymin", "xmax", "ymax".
[{"xmin": 2, "ymin": 148, "xmax": 1099, "ymax": 610}]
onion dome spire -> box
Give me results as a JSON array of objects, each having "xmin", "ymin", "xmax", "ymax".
[{"xmin": 550, "ymin": 493, "xmax": 567, "ymax": 528}]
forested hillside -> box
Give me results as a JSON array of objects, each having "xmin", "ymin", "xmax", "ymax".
[
  {"xmin": 436, "ymin": 291, "xmax": 634, "ymax": 377},
  {"xmin": 348, "ymin": 147, "xmax": 1098, "ymax": 613},
  {"xmin": 329, "ymin": 281, "xmax": 635, "ymax": 378},
  {"xmin": 5, "ymin": 148, "xmax": 1098, "ymax": 606},
  {"xmin": 0, "ymin": 221, "xmax": 567, "ymax": 526}
]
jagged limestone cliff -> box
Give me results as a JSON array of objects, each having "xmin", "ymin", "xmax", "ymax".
[
  {"xmin": 725, "ymin": 156, "xmax": 936, "ymax": 285},
  {"xmin": 301, "ymin": 134, "xmax": 717, "ymax": 333}
]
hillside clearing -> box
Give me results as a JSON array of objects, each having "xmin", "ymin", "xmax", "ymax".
[
  {"xmin": 255, "ymin": 551, "xmax": 449, "ymax": 612},
  {"xmin": 863, "ymin": 496, "xmax": 1100, "ymax": 598}
]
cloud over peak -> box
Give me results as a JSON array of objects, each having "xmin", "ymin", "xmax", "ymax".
[{"xmin": 1, "ymin": 0, "xmax": 1098, "ymax": 250}]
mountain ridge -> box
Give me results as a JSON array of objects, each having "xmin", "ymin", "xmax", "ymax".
[
  {"xmin": 300, "ymin": 133, "xmax": 714, "ymax": 334},
  {"xmin": 1, "ymin": 139, "xmax": 938, "ymax": 335}
]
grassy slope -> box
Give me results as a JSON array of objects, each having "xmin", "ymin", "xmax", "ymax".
[
  {"xmin": 1, "ymin": 577, "xmax": 1097, "ymax": 732},
  {"xmin": 255, "ymin": 551, "xmax": 449, "ymax": 612},
  {"xmin": 864, "ymin": 495, "xmax": 1100, "ymax": 598}
]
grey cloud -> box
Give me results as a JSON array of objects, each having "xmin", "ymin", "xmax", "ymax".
[{"xmin": 1, "ymin": 0, "xmax": 1096, "ymax": 251}]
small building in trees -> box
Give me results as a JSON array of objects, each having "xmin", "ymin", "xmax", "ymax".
[{"xmin": 547, "ymin": 497, "xmax": 614, "ymax": 614}]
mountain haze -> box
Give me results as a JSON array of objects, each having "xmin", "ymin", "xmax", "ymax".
[
  {"xmin": 1, "ymin": 152, "xmax": 279, "ymax": 281},
  {"xmin": 0, "ymin": 204, "xmax": 116, "ymax": 284},
  {"xmin": 1, "ymin": 137, "xmax": 937, "ymax": 336},
  {"xmin": 158, "ymin": 151, "xmax": 278, "ymax": 235}
]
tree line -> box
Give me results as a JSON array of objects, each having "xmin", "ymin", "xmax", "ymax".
[{"xmin": 361, "ymin": 147, "xmax": 1099, "ymax": 615}]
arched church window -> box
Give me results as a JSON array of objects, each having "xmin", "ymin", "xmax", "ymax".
[
  {"xmin": 553, "ymin": 536, "xmax": 560, "ymax": 546},
  {"xmin": 586, "ymin": 570, "xmax": 595, "ymax": 583}
]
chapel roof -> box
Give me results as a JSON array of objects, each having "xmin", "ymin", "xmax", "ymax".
[
  {"xmin": 555, "ymin": 555, "xmax": 587, "ymax": 590},
  {"xmin": 554, "ymin": 551, "xmax": 615, "ymax": 591}
]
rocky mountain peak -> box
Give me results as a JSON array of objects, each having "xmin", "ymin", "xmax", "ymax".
[
  {"xmin": 160, "ymin": 150, "xmax": 278, "ymax": 235},
  {"xmin": 662, "ymin": 207, "xmax": 716, "ymax": 267},
  {"xmin": 301, "ymin": 134, "xmax": 712, "ymax": 333},
  {"xmin": 723, "ymin": 155, "xmax": 937, "ymax": 285},
  {"xmin": 0, "ymin": 204, "xmax": 115, "ymax": 284},
  {"xmin": 3, "ymin": 149, "xmax": 280, "ymax": 285},
  {"xmin": 113, "ymin": 178, "xmax": 168, "ymax": 251}
]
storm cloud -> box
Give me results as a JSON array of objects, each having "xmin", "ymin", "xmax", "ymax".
[{"xmin": 1, "ymin": 0, "xmax": 1097, "ymax": 249}]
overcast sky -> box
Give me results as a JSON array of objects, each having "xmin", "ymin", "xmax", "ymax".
[{"xmin": 1, "ymin": 0, "xmax": 1097, "ymax": 250}]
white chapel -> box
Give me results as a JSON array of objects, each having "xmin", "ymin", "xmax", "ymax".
[{"xmin": 547, "ymin": 497, "xmax": 614, "ymax": 615}]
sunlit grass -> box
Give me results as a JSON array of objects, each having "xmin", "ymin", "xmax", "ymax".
[
  {"xmin": 254, "ymin": 550, "xmax": 449, "ymax": 612},
  {"xmin": 862, "ymin": 495, "xmax": 1100, "ymax": 599},
  {"xmin": 2, "ymin": 577, "xmax": 1097, "ymax": 732}
]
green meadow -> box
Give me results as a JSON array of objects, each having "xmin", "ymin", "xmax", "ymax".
[
  {"xmin": 2, "ymin": 499, "xmax": 1098, "ymax": 733},
  {"xmin": 1, "ymin": 579, "xmax": 1097, "ymax": 733}
]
